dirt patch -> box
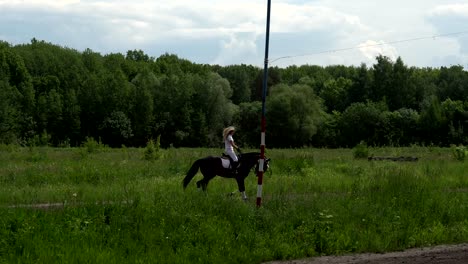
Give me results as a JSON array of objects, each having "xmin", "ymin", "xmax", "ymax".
[
  {"xmin": 4, "ymin": 200, "xmax": 133, "ymax": 210},
  {"xmin": 264, "ymin": 243, "xmax": 468, "ymax": 264}
]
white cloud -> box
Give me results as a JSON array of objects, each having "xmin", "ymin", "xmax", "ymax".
[
  {"xmin": 0, "ymin": 0, "xmax": 80, "ymax": 7},
  {"xmin": 0, "ymin": 0, "xmax": 467, "ymax": 67},
  {"xmin": 358, "ymin": 40, "xmax": 398, "ymax": 61},
  {"xmin": 429, "ymin": 3, "xmax": 468, "ymax": 16},
  {"xmin": 212, "ymin": 33, "xmax": 259, "ymax": 65},
  {"xmin": 426, "ymin": 3, "xmax": 468, "ymax": 66},
  {"xmin": 271, "ymin": 4, "xmax": 365, "ymax": 33}
]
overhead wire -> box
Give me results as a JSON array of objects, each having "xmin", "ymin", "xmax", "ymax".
[{"xmin": 269, "ymin": 30, "xmax": 468, "ymax": 64}]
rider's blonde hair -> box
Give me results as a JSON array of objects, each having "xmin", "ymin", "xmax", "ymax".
[{"xmin": 223, "ymin": 126, "xmax": 235, "ymax": 141}]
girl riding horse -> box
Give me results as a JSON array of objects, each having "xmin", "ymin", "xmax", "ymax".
[{"xmin": 183, "ymin": 152, "xmax": 270, "ymax": 200}]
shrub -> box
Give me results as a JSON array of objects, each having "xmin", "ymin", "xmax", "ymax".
[
  {"xmin": 144, "ymin": 136, "xmax": 161, "ymax": 161},
  {"xmin": 26, "ymin": 131, "xmax": 51, "ymax": 147},
  {"xmin": 82, "ymin": 137, "xmax": 105, "ymax": 154},
  {"xmin": 451, "ymin": 145, "xmax": 466, "ymax": 162},
  {"xmin": 353, "ymin": 141, "xmax": 369, "ymax": 159}
]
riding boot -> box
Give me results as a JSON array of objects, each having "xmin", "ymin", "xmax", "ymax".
[{"xmin": 231, "ymin": 161, "xmax": 238, "ymax": 176}]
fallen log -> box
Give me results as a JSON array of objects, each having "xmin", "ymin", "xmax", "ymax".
[{"xmin": 368, "ymin": 156, "xmax": 418, "ymax": 162}]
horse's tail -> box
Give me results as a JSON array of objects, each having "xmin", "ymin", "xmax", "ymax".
[{"xmin": 183, "ymin": 159, "xmax": 201, "ymax": 189}]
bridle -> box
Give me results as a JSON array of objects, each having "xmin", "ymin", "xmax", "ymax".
[{"xmin": 253, "ymin": 157, "xmax": 271, "ymax": 175}]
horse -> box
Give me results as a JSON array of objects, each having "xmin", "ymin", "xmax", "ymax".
[{"xmin": 183, "ymin": 152, "xmax": 270, "ymax": 200}]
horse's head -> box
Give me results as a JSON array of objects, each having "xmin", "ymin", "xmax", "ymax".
[
  {"xmin": 255, "ymin": 157, "xmax": 271, "ymax": 173},
  {"xmin": 238, "ymin": 152, "xmax": 270, "ymax": 175}
]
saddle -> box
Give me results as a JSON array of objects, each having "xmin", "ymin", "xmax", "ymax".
[{"xmin": 221, "ymin": 153, "xmax": 239, "ymax": 170}]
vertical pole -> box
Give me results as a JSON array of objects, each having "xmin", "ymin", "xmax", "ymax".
[{"xmin": 257, "ymin": 0, "xmax": 271, "ymax": 207}]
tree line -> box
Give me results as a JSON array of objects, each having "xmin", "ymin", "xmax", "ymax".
[{"xmin": 1, "ymin": 39, "xmax": 467, "ymax": 148}]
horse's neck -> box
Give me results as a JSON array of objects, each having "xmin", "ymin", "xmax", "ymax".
[{"xmin": 240, "ymin": 155, "xmax": 259, "ymax": 168}]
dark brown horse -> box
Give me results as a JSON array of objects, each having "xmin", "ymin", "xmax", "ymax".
[{"xmin": 182, "ymin": 152, "xmax": 270, "ymax": 200}]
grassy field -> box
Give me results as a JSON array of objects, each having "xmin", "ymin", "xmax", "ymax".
[{"xmin": 0, "ymin": 145, "xmax": 467, "ymax": 263}]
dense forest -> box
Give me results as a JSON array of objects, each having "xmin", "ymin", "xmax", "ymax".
[{"xmin": 1, "ymin": 39, "xmax": 467, "ymax": 148}]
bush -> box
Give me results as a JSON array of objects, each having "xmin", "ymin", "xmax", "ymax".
[
  {"xmin": 353, "ymin": 141, "xmax": 369, "ymax": 159},
  {"xmin": 144, "ymin": 136, "xmax": 161, "ymax": 161},
  {"xmin": 451, "ymin": 145, "xmax": 466, "ymax": 162},
  {"xmin": 82, "ymin": 137, "xmax": 106, "ymax": 154},
  {"xmin": 26, "ymin": 131, "xmax": 51, "ymax": 147}
]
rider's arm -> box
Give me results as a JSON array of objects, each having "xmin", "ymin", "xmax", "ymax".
[{"xmin": 230, "ymin": 140, "xmax": 239, "ymax": 150}]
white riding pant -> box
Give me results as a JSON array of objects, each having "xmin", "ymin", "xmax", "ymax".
[{"xmin": 226, "ymin": 150, "xmax": 238, "ymax": 162}]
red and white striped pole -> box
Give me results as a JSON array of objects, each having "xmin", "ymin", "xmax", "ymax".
[{"xmin": 257, "ymin": 0, "xmax": 271, "ymax": 207}]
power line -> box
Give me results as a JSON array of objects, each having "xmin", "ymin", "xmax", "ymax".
[{"xmin": 270, "ymin": 30, "xmax": 468, "ymax": 64}]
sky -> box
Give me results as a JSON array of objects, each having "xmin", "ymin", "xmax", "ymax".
[{"xmin": 1, "ymin": 0, "xmax": 468, "ymax": 68}]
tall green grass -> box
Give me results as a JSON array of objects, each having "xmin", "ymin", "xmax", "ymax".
[{"xmin": 0, "ymin": 146, "xmax": 467, "ymax": 263}]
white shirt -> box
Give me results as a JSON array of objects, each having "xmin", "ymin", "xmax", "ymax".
[{"xmin": 225, "ymin": 135, "xmax": 234, "ymax": 152}]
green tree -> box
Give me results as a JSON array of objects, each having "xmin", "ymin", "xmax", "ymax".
[
  {"xmin": 267, "ymin": 83, "xmax": 324, "ymax": 147},
  {"xmin": 252, "ymin": 66, "xmax": 281, "ymax": 101},
  {"xmin": 190, "ymin": 72, "xmax": 236, "ymax": 146},
  {"xmin": 280, "ymin": 65, "xmax": 301, "ymax": 85},
  {"xmin": 126, "ymin": 49, "xmax": 152, "ymax": 62},
  {"xmin": 300, "ymin": 65, "xmax": 332, "ymax": 95},
  {"xmin": 313, "ymin": 110, "xmax": 341, "ymax": 147},
  {"xmin": 101, "ymin": 111, "xmax": 133, "ymax": 147},
  {"xmin": 79, "ymin": 73, "xmax": 105, "ymax": 138},
  {"xmin": 339, "ymin": 101, "xmax": 386, "ymax": 146},
  {"xmin": 130, "ymin": 68, "xmax": 156, "ymax": 146},
  {"xmin": 33, "ymin": 76, "xmax": 61, "ymax": 139},
  {"xmin": 419, "ymin": 96, "xmax": 445, "ymax": 144},
  {"xmin": 13, "ymin": 40, "xmax": 86, "ymax": 145},
  {"xmin": 371, "ymin": 55, "xmax": 393, "ymax": 105},
  {"xmin": 234, "ymin": 101, "xmax": 262, "ymax": 148},
  {"xmin": 441, "ymin": 99, "xmax": 466, "ymax": 144},
  {"xmin": 390, "ymin": 57, "xmax": 412, "ymax": 110},
  {"xmin": 0, "ymin": 80, "xmax": 20, "ymax": 143},
  {"xmin": 349, "ymin": 63, "xmax": 373, "ymax": 104},
  {"xmin": 215, "ymin": 64, "xmax": 257, "ymax": 104},
  {"xmin": 44, "ymin": 89, "xmax": 63, "ymax": 145},
  {"xmin": 407, "ymin": 68, "xmax": 437, "ymax": 110},
  {"xmin": 102, "ymin": 53, "xmax": 133, "ymax": 114},
  {"xmin": 82, "ymin": 48, "xmax": 104, "ymax": 73},
  {"xmin": 320, "ymin": 77, "xmax": 353, "ymax": 112},
  {"xmin": 0, "ymin": 45, "xmax": 35, "ymax": 142},
  {"xmin": 391, "ymin": 108, "xmax": 420, "ymax": 146},
  {"xmin": 62, "ymin": 89, "xmax": 81, "ymax": 145},
  {"xmin": 153, "ymin": 73, "xmax": 194, "ymax": 147},
  {"xmin": 14, "ymin": 39, "xmax": 86, "ymax": 94},
  {"xmin": 438, "ymin": 65, "xmax": 468, "ymax": 101}
]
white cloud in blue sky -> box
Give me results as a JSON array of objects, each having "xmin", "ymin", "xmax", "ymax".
[{"xmin": 0, "ymin": 0, "xmax": 467, "ymax": 68}]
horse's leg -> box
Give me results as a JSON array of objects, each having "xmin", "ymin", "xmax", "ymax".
[
  {"xmin": 196, "ymin": 179, "xmax": 203, "ymax": 191},
  {"xmin": 201, "ymin": 174, "xmax": 215, "ymax": 191},
  {"xmin": 241, "ymin": 191, "xmax": 248, "ymax": 200},
  {"xmin": 235, "ymin": 176, "xmax": 248, "ymax": 200},
  {"xmin": 201, "ymin": 180, "xmax": 208, "ymax": 191},
  {"xmin": 196, "ymin": 178, "xmax": 209, "ymax": 191},
  {"xmin": 196, "ymin": 173, "xmax": 214, "ymax": 192}
]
